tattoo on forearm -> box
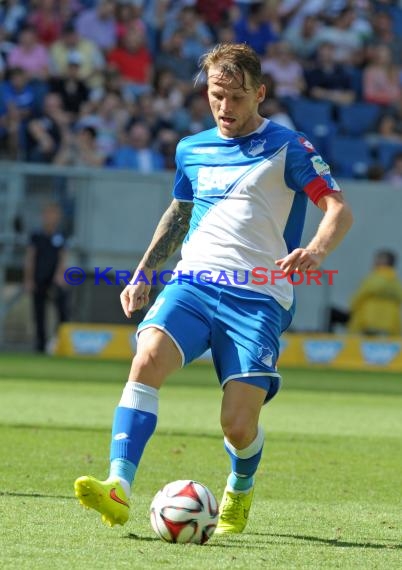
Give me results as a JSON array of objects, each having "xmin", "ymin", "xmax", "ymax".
[{"xmin": 142, "ymin": 200, "xmax": 193, "ymax": 270}]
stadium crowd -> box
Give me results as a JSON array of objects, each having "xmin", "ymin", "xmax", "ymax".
[{"xmin": 1, "ymin": 0, "xmax": 402, "ymax": 184}]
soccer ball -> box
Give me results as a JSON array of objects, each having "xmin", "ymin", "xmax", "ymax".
[{"xmin": 150, "ymin": 480, "xmax": 219, "ymax": 544}]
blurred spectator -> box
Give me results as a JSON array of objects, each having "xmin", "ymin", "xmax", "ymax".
[
  {"xmin": 316, "ymin": 7, "xmax": 365, "ymax": 64},
  {"xmin": 260, "ymin": 97, "xmax": 296, "ymax": 130},
  {"xmin": 195, "ymin": 0, "xmax": 234, "ymax": 36},
  {"xmin": 140, "ymin": 0, "xmax": 170, "ymax": 54},
  {"xmin": 284, "ymin": 14, "xmax": 322, "ymax": 62},
  {"xmin": 8, "ymin": 25, "xmax": 49, "ymax": 81},
  {"xmin": 373, "ymin": 113, "xmax": 402, "ymax": 144},
  {"xmin": 369, "ymin": 9, "xmax": 402, "ymax": 65},
  {"xmin": 278, "ymin": 0, "xmax": 327, "ymax": 34},
  {"xmin": 304, "ymin": 41, "xmax": 355, "ymax": 105},
  {"xmin": 261, "ymin": 41, "xmax": 305, "ymax": 99},
  {"xmin": 110, "ymin": 121, "xmax": 164, "ymax": 172},
  {"xmin": 386, "ymin": 152, "xmax": 402, "ymax": 188},
  {"xmin": 50, "ymin": 22, "xmax": 104, "ymax": 86},
  {"xmin": 135, "ymin": 92, "xmax": 172, "ymax": 137},
  {"xmin": 349, "ymin": 250, "xmax": 402, "ymax": 335},
  {"xmin": 152, "ymin": 68, "xmax": 184, "ymax": 122},
  {"xmin": 23, "ymin": 202, "xmax": 69, "ymax": 353},
  {"xmin": 75, "ymin": 0, "xmax": 117, "ymax": 52},
  {"xmin": 28, "ymin": 0, "xmax": 63, "ymax": 47},
  {"xmin": 108, "ymin": 26, "xmax": 153, "ymax": 98},
  {"xmin": 24, "ymin": 92, "xmax": 69, "ymax": 162},
  {"xmin": 77, "ymin": 91, "xmax": 128, "ymax": 160},
  {"xmin": 49, "ymin": 51, "xmax": 89, "ymax": 118},
  {"xmin": 0, "ymin": 66, "xmax": 35, "ymax": 157},
  {"xmin": 157, "ymin": 127, "xmax": 180, "ymax": 170},
  {"xmin": 155, "ymin": 30, "xmax": 198, "ymax": 85},
  {"xmin": 327, "ymin": 249, "xmax": 402, "ymax": 335},
  {"xmin": 162, "ymin": 6, "xmax": 214, "ymax": 63},
  {"xmin": 234, "ymin": 2, "xmax": 279, "ymax": 55},
  {"xmin": 0, "ymin": 0, "xmax": 26, "ymax": 40},
  {"xmin": 216, "ymin": 23, "xmax": 236, "ymax": 44},
  {"xmin": 362, "ymin": 44, "xmax": 401, "ymax": 106},
  {"xmin": 54, "ymin": 125, "xmax": 105, "ymax": 167},
  {"xmin": 89, "ymin": 65, "xmax": 126, "ymax": 104},
  {"xmin": 115, "ymin": 1, "xmax": 146, "ymax": 43},
  {"xmin": 173, "ymin": 92, "xmax": 215, "ymax": 135},
  {"xmin": 0, "ymin": 24, "xmax": 16, "ymax": 61}
]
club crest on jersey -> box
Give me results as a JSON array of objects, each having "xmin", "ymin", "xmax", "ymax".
[
  {"xmin": 258, "ymin": 345, "xmax": 274, "ymax": 367},
  {"xmin": 298, "ymin": 137, "xmax": 314, "ymax": 152},
  {"xmin": 248, "ymin": 138, "xmax": 266, "ymax": 157}
]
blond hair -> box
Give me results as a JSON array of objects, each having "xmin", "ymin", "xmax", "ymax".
[{"xmin": 198, "ymin": 43, "xmax": 262, "ymax": 91}]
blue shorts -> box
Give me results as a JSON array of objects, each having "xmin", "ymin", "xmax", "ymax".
[{"xmin": 137, "ymin": 278, "xmax": 292, "ymax": 402}]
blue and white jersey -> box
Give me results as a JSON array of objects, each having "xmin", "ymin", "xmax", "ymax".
[{"xmin": 172, "ymin": 118, "xmax": 340, "ymax": 310}]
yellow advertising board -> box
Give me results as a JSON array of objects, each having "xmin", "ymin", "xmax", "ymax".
[{"xmin": 54, "ymin": 323, "xmax": 402, "ymax": 372}]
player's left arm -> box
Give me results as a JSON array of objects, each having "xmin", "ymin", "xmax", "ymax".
[{"xmin": 276, "ymin": 192, "xmax": 353, "ymax": 274}]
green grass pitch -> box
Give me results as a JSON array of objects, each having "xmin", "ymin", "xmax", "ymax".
[{"xmin": 0, "ymin": 353, "xmax": 401, "ymax": 569}]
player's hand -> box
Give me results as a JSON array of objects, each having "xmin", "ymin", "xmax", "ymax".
[
  {"xmin": 120, "ymin": 271, "xmax": 152, "ymax": 318},
  {"xmin": 275, "ymin": 248, "xmax": 323, "ymax": 275}
]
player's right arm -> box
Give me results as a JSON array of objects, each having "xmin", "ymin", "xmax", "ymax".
[{"xmin": 120, "ymin": 199, "xmax": 193, "ymax": 318}]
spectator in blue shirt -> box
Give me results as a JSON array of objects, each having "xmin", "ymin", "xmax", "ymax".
[
  {"xmin": 234, "ymin": 2, "xmax": 279, "ymax": 55},
  {"xmin": 0, "ymin": 66, "xmax": 36, "ymax": 157},
  {"xmin": 110, "ymin": 121, "xmax": 164, "ymax": 172}
]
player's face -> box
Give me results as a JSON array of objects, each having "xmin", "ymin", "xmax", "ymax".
[{"xmin": 207, "ymin": 65, "xmax": 265, "ymax": 137}]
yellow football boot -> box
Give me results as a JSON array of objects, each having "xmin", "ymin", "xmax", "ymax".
[
  {"xmin": 215, "ymin": 486, "xmax": 254, "ymax": 534},
  {"xmin": 74, "ymin": 476, "xmax": 129, "ymax": 527}
]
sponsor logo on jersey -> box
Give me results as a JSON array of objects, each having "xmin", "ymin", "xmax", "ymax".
[
  {"xmin": 192, "ymin": 146, "xmax": 219, "ymax": 154},
  {"xmin": 361, "ymin": 342, "xmax": 401, "ymax": 365},
  {"xmin": 248, "ymin": 138, "xmax": 266, "ymax": 157},
  {"xmin": 303, "ymin": 340, "xmax": 343, "ymax": 363},
  {"xmin": 311, "ymin": 155, "xmax": 330, "ymax": 176},
  {"xmin": 197, "ymin": 165, "xmax": 250, "ymax": 194},
  {"xmin": 71, "ymin": 331, "xmax": 113, "ymax": 354},
  {"xmin": 298, "ymin": 137, "xmax": 314, "ymax": 152}
]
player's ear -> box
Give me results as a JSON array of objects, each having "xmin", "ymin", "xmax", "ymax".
[{"xmin": 256, "ymin": 84, "xmax": 266, "ymax": 103}]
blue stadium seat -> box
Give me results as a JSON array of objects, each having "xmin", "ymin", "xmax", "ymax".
[
  {"xmin": 338, "ymin": 103, "xmax": 381, "ymax": 136},
  {"xmin": 286, "ymin": 98, "xmax": 333, "ymax": 135},
  {"xmin": 376, "ymin": 141, "xmax": 402, "ymax": 170},
  {"xmin": 329, "ymin": 135, "xmax": 372, "ymax": 178},
  {"xmin": 285, "ymin": 98, "xmax": 336, "ymax": 158}
]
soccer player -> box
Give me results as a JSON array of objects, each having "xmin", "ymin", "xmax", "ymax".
[{"xmin": 75, "ymin": 43, "xmax": 353, "ymax": 533}]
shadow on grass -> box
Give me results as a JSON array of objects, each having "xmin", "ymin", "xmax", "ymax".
[
  {"xmin": 251, "ymin": 532, "xmax": 401, "ymax": 550},
  {"xmin": 125, "ymin": 533, "xmax": 160, "ymax": 543},
  {"xmin": 0, "ymin": 491, "xmax": 74, "ymax": 500},
  {"xmin": 0, "ymin": 423, "xmax": 223, "ymax": 440}
]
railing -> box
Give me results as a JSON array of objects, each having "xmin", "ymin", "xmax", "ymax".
[{"xmin": 0, "ymin": 161, "xmax": 401, "ymax": 348}]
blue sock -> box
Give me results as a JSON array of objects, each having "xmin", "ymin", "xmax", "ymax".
[
  {"xmin": 109, "ymin": 382, "xmax": 158, "ymax": 492},
  {"xmin": 224, "ymin": 426, "xmax": 264, "ymax": 493}
]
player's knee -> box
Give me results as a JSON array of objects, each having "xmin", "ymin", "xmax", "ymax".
[
  {"xmin": 132, "ymin": 348, "xmax": 158, "ymax": 374},
  {"xmin": 129, "ymin": 346, "xmax": 166, "ymax": 385},
  {"xmin": 221, "ymin": 417, "xmax": 256, "ymax": 449}
]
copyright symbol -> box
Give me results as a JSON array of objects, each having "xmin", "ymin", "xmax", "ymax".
[{"xmin": 64, "ymin": 267, "xmax": 86, "ymax": 285}]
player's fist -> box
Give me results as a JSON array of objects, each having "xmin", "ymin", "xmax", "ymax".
[
  {"xmin": 120, "ymin": 270, "xmax": 152, "ymax": 318},
  {"xmin": 275, "ymin": 248, "xmax": 323, "ymax": 275}
]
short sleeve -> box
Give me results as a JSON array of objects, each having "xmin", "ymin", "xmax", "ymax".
[
  {"xmin": 172, "ymin": 144, "xmax": 193, "ymax": 202},
  {"xmin": 284, "ymin": 134, "xmax": 341, "ymax": 205}
]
